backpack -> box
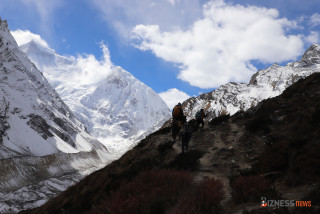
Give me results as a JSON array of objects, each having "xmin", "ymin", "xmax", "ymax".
[
  {"xmin": 195, "ymin": 111, "xmax": 202, "ymax": 120},
  {"xmin": 172, "ymin": 105, "xmax": 182, "ymax": 118},
  {"xmin": 184, "ymin": 122, "xmax": 193, "ymax": 134}
]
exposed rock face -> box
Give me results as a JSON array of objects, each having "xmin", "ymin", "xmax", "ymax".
[
  {"xmin": 0, "ymin": 18, "xmax": 113, "ymax": 213},
  {"xmin": 300, "ymin": 44, "xmax": 320, "ymax": 66},
  {"xmin": 182, "ymin": 44, "xmax": 320, "ymax": 121},
  {"xmin": 0, "ymin": 98, "xmax": 10, "ymax": 144}
]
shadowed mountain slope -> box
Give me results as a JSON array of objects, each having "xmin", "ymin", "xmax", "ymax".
[{"xmin": 22, "ymin": 73, "xmax": 320, "ymax": 214}]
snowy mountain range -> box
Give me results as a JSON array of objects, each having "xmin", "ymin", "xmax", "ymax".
[
  {"xmin": 0, "ymin": 18, "xmax": 170, "ymax": 213},
  {"xmin": 182, "ymin": 44, "xmax": 320, "ymax": 120},
  {"xmin": 2, "ymin": 13, "xmax": 320, "ymax": 213},
  {"xmin": 19, "ymin": 40, "xmax": 171, "ymax": 155},
  {"xmin": 0, "ymin": 18, "xmax": 115, "ymax": 213}
]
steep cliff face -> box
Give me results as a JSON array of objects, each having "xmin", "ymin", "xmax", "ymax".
[
  {"xmin": 182, "ymin": 44, "xmax": 320, "ymax": 120},
  {"xmin": 0, "ymin": 18, "xmax": 112, "ymax": 213}
]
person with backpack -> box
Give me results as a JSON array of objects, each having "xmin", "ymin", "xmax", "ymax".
[
  {"xmin": 171, "ymin": 103, "xmax": 185, "ymax": 142},
  {"xmin": 172, "ymin": 103, "xmax": 184, "ymax": 122},
  {"xmin": 179, "ymin": 121, "xmax": 193, "ymax": 153},
  {"xmin": 195, "ymin": 109, "xmax": 207, "ymax": 128}
]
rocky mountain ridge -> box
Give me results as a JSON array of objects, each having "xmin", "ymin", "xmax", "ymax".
[{"xmin": 182, "ymin": 44, "xmax": 320, "ymax": 120}]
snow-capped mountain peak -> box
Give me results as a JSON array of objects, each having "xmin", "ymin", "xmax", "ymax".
[
  {"xmin": 18, "ymin": 36, "xmax": 170, "ymax": 155},
  {"xmin": 299, "ymin": 44, "xmax": 320, "ymax": 66},
  {"xmin": 0, "ymin": 18, "xmax": 113, "ymax": 212},
  {"xmin": 182, "ymin": 44, "xmax": 320, "ymax": 120},
  {"xmin": 20, "ymin": 40, "xmax": 73, "ymax": 72}
]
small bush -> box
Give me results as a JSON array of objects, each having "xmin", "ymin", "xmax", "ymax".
[
  {"xmin": 245, "ymin": 114, "xmax": 272, "ymax": 133},
  {"xmin": 90, "ymin": 169, "xmax": 192, "ymax": 214},
  {"xmin": 231, "ymin": 175, "xmax": 270, "ymax": 204},
  {"xmin": 257, "ymin": 140, "xmax": 289, "ymax": 173},
  {"xmin": 209, "ymin": 114, "xmax": 230, "ymax": 126},
  {"xmin": 288, "ymin": 147, "xmax": 320, "ymax": 186},
  {"xmin": 168, "ymin": 150, "xmax": 204, "ymax": 171},
  {"xmin": 176, "ymin": 177, "xmax": 225, "ymax": 214}
]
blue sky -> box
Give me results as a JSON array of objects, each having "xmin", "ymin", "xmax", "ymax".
[{"xmin": 0, "ymin": 0, "xmax": 319, "ymax": 104}]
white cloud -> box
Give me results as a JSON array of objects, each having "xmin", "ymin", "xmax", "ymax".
[
  {"xmin": 159, "ymin": 88, "xmax": 190, "ymax": 109},
  {"xmin": 304, "ymin": 31, "xmax": 320, "ymax": 45},
  {"xmin": 12, "ymin": 29, "xmax": 113, "ymax": 85},
  {"xmin": 21, "ymin": 0, "xmax": 63, "ymax": 20},
  {"xmin": 21, "ymin": 0, "xmax": 63, "ymax": 33},
  {"xmin": 167, "ymin": 0, "xmax": 176, "ymax": 6},
  {"xmin": 132, "ymin": 0, "xmax": 305, "ymax": 88},
  {"xmin": 310, "ymin": 13, "xmax": 320, "ymax": 27},
  {"xmin": 11, "ymin": 29, "xmax": 50, "ymax": 48},
  {"xmin": 73, "ymin": 43, "xmax": 113, "ymax": 85},
  {"xmin": 88, "ymin": 0, "xmax": 203, "ymax": 37}
]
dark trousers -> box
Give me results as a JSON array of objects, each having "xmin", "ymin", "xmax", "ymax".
[
  {"xmin": 181, "ymin": 134, "xmax": 191, "ymax": 153},
  {"xmin": 182, "ymin": 140, "xmax": 189, "ymax": 153},
  {"xmin": 172, "ymin": 120, "xmax": 182, "ymax": 142},
  {"xmin": 196, "ymin": 118, "xmax": 204, "ymax": 128}
]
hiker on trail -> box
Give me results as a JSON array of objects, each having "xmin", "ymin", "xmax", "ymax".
[
  {"xmin": 180, "ymin": 121, "xmax": 193, "ymax": 153},
  {"xmin": 172, "ymin": 103, "xmax": 184, "ymax": 123},
  {"xmin": 171, "ymin": 103, "xmax": 185, "ymax": 142},
  {"xmin": 195, "ymin": 109, "xmax": 207, "ymax": 128}
]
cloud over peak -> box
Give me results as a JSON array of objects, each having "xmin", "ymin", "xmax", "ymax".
[
  {"xmin": 74, "ymin": 42, "xmax": 114, "ymax": 85},
  {"xmin": 132, "ymin": 0, "xmax": 306, "ymax": 88},
  {"xmin": 12, "ymin": 29, "xmax": 50, "ymax": 48},
  {"xmin": 159, "ymin": 88, "xmax": 190, "ymax": 109},
  {"xmin": 89, "ymin": 0, "xmax": 203, "ymax": 36},
  {"xmin": 310, "ymin": 13, "xmax": 320, "ymax": 27},
  {"xmin": 12, "ymin": 30, "xmax": 114, "ymax": 86}
]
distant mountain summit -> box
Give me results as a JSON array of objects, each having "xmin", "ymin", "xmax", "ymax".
[
  {"xmin": 20, "ymin": 40, "xmax": 72, "ymax": 69},
  {"xmin": 0, "ymin": 21, "xmax": 101, "ymax": 157},
  {"xmin": 182, "ymin": 44, "xmax": 320, "ymax": 120},
  {"xmin": 19, "ymin": 39, "xmax": 170, "ymax": 155},
  {"xmin": 299, "ymin": 44, "xmax": 320, "ymax": 66},
  {"xmin": 0, "ymin": 18, "xmax": 112, "ymax": 212}
]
